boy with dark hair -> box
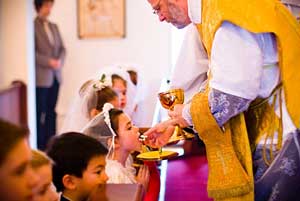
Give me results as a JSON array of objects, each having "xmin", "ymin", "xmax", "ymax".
[
  {"xmin": 0, "ymin": 119, "xmax": 38, "ymax": 201},
  {"xmin": 46, "ymin": 132, "xmax": 108, "ymax": 201}
]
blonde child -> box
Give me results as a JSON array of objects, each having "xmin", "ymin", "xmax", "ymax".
[{"xmin": 31, "ymin": 150, "xmax": 59, "ymax": 201}]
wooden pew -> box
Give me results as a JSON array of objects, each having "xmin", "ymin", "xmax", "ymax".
[
  {"xmin": 0, "ymin": 81, "xmax": 27, "ymax": 128},
  {"xmin": 88, "ymin": 184, "xmax": 144, "ymax": 201}
]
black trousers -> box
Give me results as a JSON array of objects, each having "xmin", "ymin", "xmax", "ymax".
[{"xmin": 36, "ymin": 78, "xmax": 59, "ymax": 150}]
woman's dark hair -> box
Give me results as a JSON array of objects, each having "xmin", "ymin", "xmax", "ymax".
[
  {"xmin": 34, "ymin": 0, "xmax": 54, "ymax": 12},
  {"xmin": 0, "ymin": 119, "xmax": 28, "ymax": 165},
  {"xmin": 46, "ymin": 132, "xmax": 108, "ymax": 191},
  {"xmin": 96, "ymin": 87, "xmax": 118, "ymax": 111},
  {"xmin": 109, "ymin": 109, "xmax": 124, "ymax": 135}
]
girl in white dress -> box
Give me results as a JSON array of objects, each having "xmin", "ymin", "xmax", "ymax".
[
  {"xmin": 61, "ymin": 74, "xmax": 150, "ymax": 192},
  {"xmin": 60, "ymin": 74, "xmax": 119, "ymax": 133},
  {"xmin": 81, "ymin": 103, "xmax": 150, "ymax": 190}
]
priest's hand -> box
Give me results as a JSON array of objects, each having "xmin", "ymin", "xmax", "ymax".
[
  {"xmin": 136, "ymin": 165, "xmax": 150, "ymax": 191},
  {"xmin": 143, "ymin": 119, "xmax": 176, "ymax": 148},
  {"xmin": 168, "ymin": 104, "xmax": 189, "ymax": 128}
]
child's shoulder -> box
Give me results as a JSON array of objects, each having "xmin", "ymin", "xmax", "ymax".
[{"xmin": 106, "ymin": 159, "xmax": 136, "ymax": 184}]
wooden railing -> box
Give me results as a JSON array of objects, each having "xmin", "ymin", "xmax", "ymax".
[
  {"xmin": 0, "ymin": 81, "xmax": 27, "ymax": 128},
  {"xmin": 88, "ymin": 184, "xmax": 144, "ymax": 201}
]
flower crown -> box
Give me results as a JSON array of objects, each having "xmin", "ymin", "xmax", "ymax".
[{"xmin": 93, "ymin": 74, "xmax": 112, "ymax": 91}]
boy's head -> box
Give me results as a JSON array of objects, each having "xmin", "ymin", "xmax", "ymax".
[
  {"xmin": 46, "ymin": 132, "xmax": 108, "ymax": 200},
  {"xmin": 0, "ymin": 119, "xmax": 38, "ymax": 201}
]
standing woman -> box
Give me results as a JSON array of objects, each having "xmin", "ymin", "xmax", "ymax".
[{"xmin": 34, "ymin": 0, "xmax": 66, "ymax": 150}]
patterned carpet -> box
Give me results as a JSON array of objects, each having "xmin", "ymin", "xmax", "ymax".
[{"xmin": 164, "ymin": 154, "xmax": 213, "ymax": 201}]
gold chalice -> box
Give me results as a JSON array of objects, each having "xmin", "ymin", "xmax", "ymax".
[{"xmin": 158, "ymin": 88, "xmax": 194, "ymax": 144}]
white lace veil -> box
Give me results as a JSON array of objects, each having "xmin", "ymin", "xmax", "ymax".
[
  {"xmin": 59, "ymin": 74, "xmax": 112, "ymax": 134},
  {"xmin": 81, "ymin": 103, "xmax": 117, "ymax": 159}
]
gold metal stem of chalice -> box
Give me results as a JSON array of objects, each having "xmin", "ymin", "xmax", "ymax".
[{"xmin": 158, "ymin": 88, "xmax": 194, "ymax": 144}]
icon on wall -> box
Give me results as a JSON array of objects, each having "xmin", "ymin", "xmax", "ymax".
[{"xmin": 78, "ymin": 0, "xmax": 126, "ymax": 39}]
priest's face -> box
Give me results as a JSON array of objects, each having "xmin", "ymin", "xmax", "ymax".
[{"xmin": 148, "ymin": 0, "xmax": 191, "ymax": 29}]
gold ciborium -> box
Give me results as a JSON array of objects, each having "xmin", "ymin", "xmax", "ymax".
[{"xmin": 158, "ymin": 88, "xmax": 194, "ymax": 144}]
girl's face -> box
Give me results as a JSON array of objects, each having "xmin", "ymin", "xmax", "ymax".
[
  {"xmin": 38, "ymin": 2, "xmax": 53, "ymax": 19},
  {"xmin": 116, "ymin": 113, "xmax": 142, "ymax": 152},
  {"xmin": 110, "ymin": 96, "xmax": 120, "ymax": 109},
  {"xmin": 112, "ymin": 79, "xmax": 127, "ymax": 109},
  {"xmin": 33, "ymin": 164, "xmax": 59, "ymax": 201}
]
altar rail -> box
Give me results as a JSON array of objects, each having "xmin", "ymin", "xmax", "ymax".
[{"xmin": 88, "ymin": 184, "xmax": 144, "ymax": 201}]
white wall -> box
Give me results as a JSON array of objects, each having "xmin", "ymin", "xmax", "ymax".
[
  {"xmin": 0, "ymin": 0, "xmax": 36, "ymax": 148},
  {"xmin": 0, "ymin": 0, "xmax": 29, "ymax": 86},
  {"xmin": 0, "ymin": 0, "xmax": 172, "ymax": 140},
  {"xmin": 50, "ymin": 0, "xmax": 172, "ymax": 128}
]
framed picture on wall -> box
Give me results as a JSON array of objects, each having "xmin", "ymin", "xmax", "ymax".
[{"xmin": 78, "ymin": 0, "xmax": 126, "ymax": 39}]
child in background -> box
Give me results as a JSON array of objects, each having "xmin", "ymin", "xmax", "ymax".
[
  {"xmin": 0, "ymin": 119, "xmax": 38, "ymax": 201},
  {"xmin": 46, "ymin": 132, "xmax": 108, "ymax": 201},
  {"xmin": 111, "ymin": 73, "xmax": 128, "ymax": 110},
  {"xmin": 97, "ymin": 65, "xmax": 135, "ymax": 116},
  {"xmin": 31, "ymin": 150, "xmax": 59, "ymax": 201},
  {"xmin": 81, "ymin": 68, "xmax": 159, "ymax": 200},
  {"xmin": 60, "ymin": 74, "xmax": 119, "ymax": 133}
]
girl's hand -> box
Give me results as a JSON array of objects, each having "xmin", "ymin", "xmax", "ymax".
[{"xmin": 136, "ymin": 165, "xmax": 150, "ymax": 191}]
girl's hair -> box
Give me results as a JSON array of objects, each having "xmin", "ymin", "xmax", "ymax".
[
  {"xmin": 109, "ymin": 108, "xmax": 124, "ymax": 135},
  {"xmin": 82, "ymin": 108, "xmax": 124, "ymax": 150},
  {"xmin": 0, "ymin": 120, "xmax": 28, "ymax": 165},
  {"xmin": 31, "ymin": 149, "xmax": 53, "ymax": 169},
  {"xmin": 96, "ymin": 87, "xmax": 118, "ymax": 111},
  {"xmin": 79, "ymin": 80, "xmax": 117, "ymax": 114},
  {"xmin": 112, "ymin": 74, "xmax": 127, "ymax": 87}
]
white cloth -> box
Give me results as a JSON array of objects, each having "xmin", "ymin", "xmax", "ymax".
[
  {"xmin": 187, "ymin": 0, "xmax": 202, "ymax": 23},
  {"xmin": 210, "ymin": 22, "xmax": 279, "ymax": 100},
  {"xmin": 183, "ymin": 0, "xmax": 296, "ymax": 138},
  {"xmin": 59, "ymin": 76, "xmax": 113, "ymax": 134},
  {"xmin": 105, "ymin": 159, "xmax": 137, "ymax": 184},
  {"xmin": 117, "ymin": 64, "xmax": 148, "ymax": 126},
  {"xmin": 169, "ymin": 24, "xmax": 208, "ymax": 103}
]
